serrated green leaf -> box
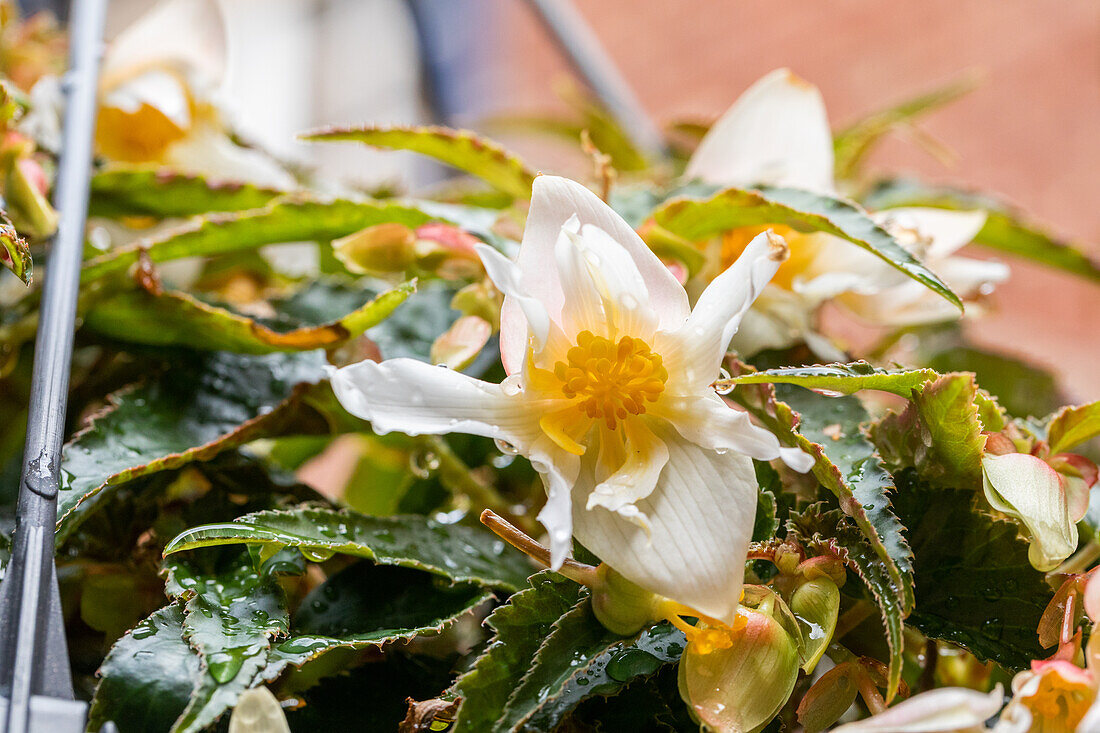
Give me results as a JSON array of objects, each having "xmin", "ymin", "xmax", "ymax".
[
  {"xmin": 863, "ymin": 179, "xmax": 1100, "ymax": 283},
  {"xmin": 262, "ymin": 562, "xmax": 490, "ymax": 676},
  {"xmin": 84, "ymin": 280, "xmax": 414, "ymax": 354},
  {"xmin": 495, "ymin": 601, "xmax": 683, "ymax": 733},
  {"xmin": 788, "ymin": 506, "xmax": 906, "ymax": 701},
  {"xmin": 88, "ymin": 603, "xmax": 201, "ymax": 733},
  {"xmin": 868, "ymin": 373, "xmax": 990, "ymax": 490},
  {"xmin": 653, "ymin": 186, "xmax": 962, "ymax": 309},
  {"xmin": 451, "ymin": 571, "xmax": 582, "ymax": 732},
  {"xmin": 833, "ymin": 76, "xmax": 977, "ymax": 181},
  {"xmin": 165, "ymin": 507, "xmax": 532, "ymax": 591},
  {"xmin": 166, "ymin": 554, "xmax": 290, "ymax": 733},
  {"xmin": 0, "ymin": 208, "xmax": 31, "ymax": 283},
  {"xmin": 90, "ymin": 167, "xmax": 284, "ymax": 218},
  {"xmin": 892, "ymin": 471, "xmax": 1050, "ymax": 670},
  {"xmin": 81, "ymin": 197, "xmax": 438, "ymax": 283},
  {"xmin": 303, "ymin": 126, "xmax": 536, "ymax": 199},
  {"xmin": 724, "ymin": 361, "xmax": 937, "ymax": 397},
  {"xmin": 57, "ymin": 351, "xmax": 328, "ymax": 541},
  {"xmin": 1047, "ymin": 401, "xmax": 1100, "ymax": 455}
]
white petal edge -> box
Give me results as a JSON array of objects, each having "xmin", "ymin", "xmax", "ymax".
[
  {"xmin": 104, "ymin": 0, "xmax": 227, "ymax": 89},
  {"xmin": 569, "ymin": 426, "xmax": 757, "ymax": 626},
  {"xmin": 830, "ymin": 684, "xmax": 1004, "ymax": 732},
  {"xmin": 873, "ymin": 207, "xmax": 988, "ymax": 260},
  {"xmin": 685, "ymin": 68, "xmax": 835, "ymax": 193},
  {"xmin": 529, "ymin": 440, "xmax": 580, "ymax": 570},
  {"xmin": 476, "ymin": 243, "xmax": 551, "ymax": 354}
]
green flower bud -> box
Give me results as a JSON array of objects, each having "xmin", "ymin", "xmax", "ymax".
[
  {"xmin": 590, "ymin": 564, "xmax": 661, "ymax": 636},
  {"xmin": 789, "ymin": 576, "xmax": 841, "ymax": 674},
  {"xmin": 332, "ymin": 222, "xmax": 416, "ymax": 275}
]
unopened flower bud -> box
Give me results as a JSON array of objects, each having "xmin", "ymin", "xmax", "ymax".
[
  {"xmin": 790, "ymin": 576, "xmax": 841, "ymax": 673},
  {"xmin": 430, "ymin": 315, "xmax": 492, "ymax": 371},
  {"xmin": 796, "ymin": 662, "xmax": 860, "ymax": 733},
  {"xmin": 590, "ymin": 564, "xmax": 661, "ymax": 636},
  {"xmin": 228, "ymin": 687, "xmax": 290, "ymax": 733},
  {"xmin": 333, "ymin": 222, "xmax": 416, "ymax": 275}
]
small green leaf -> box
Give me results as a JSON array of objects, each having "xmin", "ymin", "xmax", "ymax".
[
  {"xmin": 84, "ymin": 280, "xmax": 414, "ymax": 354},
  {"xmin": 165, "ymin": 507, "xmax": 532, "ymax": 591},
  {"xmin": 868, "ymin": 373, "xmax": 991, "ymax": 490},
  {"xmin": 303, "ymin": 126, "xmax": 536, "ymax": 199},
  {"xmin": 1047, "ymin": 401, "xmax": 1100, "ymax": 455},
  {"xmin": 90, "ymin": 167, "xmax": 284, "ymax": 218},
  {"xmin": 863, "ymin": 179, "xmax": 1100, "ymax": 283},
  {"xmin": 451, "ymin": 571, "xmax": 582, "ymax": 732},
  {"xmin": 723, "ymin": 361, "xmax": 937, "ymax": 397},
  {"xmin": 494, "ymin": 602, "xmax": 683, "ymax": 733},
  {"xmin": 57, "ymin": 351, "xmax": 328, "ymax": 540},
  {"xmin": 653, "ymin": 186, "xmax": 962, "ymax": 310},
  {"xmin": 892, "ymin": 471, "xmax": 1050, "ymax": 670},
  {"xmin": 0, "ymin": 209, "xmax": 31, "ymax": 284},
  {"xmin": 81, "ymin": 197, "xmax": 438, "ymax": 283},
  {"xmin": 88, "ymin": 603, "xmax": 200, "ymax": 733}
]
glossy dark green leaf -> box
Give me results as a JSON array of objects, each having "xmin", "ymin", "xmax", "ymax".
[
  {"xmin": 57, "ymin": 351, "xmax": 328, "ymax": 540},
  {"xmin": 165, "ymin": 507, "xmax": 532, "ymax": 591},
  {"xmin": 862, "ymin": 179, "xmax": 1100, "ymax": 283},
  {"xmin": 451, "ymin": 571, "xmax": 582, "ymax": 732},
  {"xmin": 653, "ymin": 186, "xmax": 962, "ymax": 309},
  {"xmin": 0, "ymin": 208, "xmax": 31, "ymax": 284},
  {"xmin": 84, "ymin": 280, "xmax": 413, "ymax": 354},
  {"xmin": 1047, "ymin": 401, "xmax": 1100, "ymax": 455},
  {"xmin": 892, "ymin": 471, "xmax": 1050, "ymax": 670},
  {"xmin": 495, "ymin": 602, "xmax": 684, "ymax": 732},
  {"xmin": 88, "ymin": 603, "xmax": 200, "ymax": 733},
  {"xmin": 303, "ymin": 126, "xmax": 536, "ymax": 199},
  {"xmin": 89, "ymin": 167, "xmax": 284, "ymax": 218},
  {"xmin": 165, "ymin": 555, "xmax": 290, "ymax": 733},
  {"xmin": 81, "ymin": 197, "xmax": 438, "ymax": 283},
  {"xmin": 723, "ymin": 361, "xmax": 937, "ymax": 398}
]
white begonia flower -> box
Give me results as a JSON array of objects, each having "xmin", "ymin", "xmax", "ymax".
[
  {"xmin": 981, "ymin": 453, "xmax": 1091, "ymax": 573},
  {"xmin": 682, "ymin": 69, "xmax": 1008, "ymax": 353},
  {"xmin": 830, "ymin": 684, "xmax": 1006, "ymax": 733},
  {"xmin": 94, "ymin": 0, "xmax": 295, "ymax": 188},
  {"xmin": 332, "ymin": 175, "xmax": 813, "ymax": 625}
]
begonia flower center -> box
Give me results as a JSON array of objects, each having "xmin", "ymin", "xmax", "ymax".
[
  {"xmin": 553, "ymin": 330, "xmax": 668, "ymax": 430},
  {"xmin": 1021, "ymin": 668, "xmax": 1093, "ymax": 727}
]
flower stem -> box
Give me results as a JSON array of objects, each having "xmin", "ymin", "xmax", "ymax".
[
  {"xmin": 479, "ymin": 509, "xmax": 598, "ymax": 587},
  {"xmin": 856, "ymin": 669, "xmax": 888, "ymax": 715}
]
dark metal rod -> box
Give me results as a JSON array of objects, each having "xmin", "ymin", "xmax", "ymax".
[
  {"xmin": 0, "ymin": 0, "xmax": 107, "ymax": 730},
  {"xmin": 523, "ymin": 0, "xmax": 669, "ymax": 161}
]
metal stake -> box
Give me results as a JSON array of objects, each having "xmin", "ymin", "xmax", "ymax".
[{"xmin": 0, "ymin": 0, "xmax": 108, "ymax": 731}]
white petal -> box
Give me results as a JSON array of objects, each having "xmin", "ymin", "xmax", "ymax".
[
  {"xmin": 661, "ymin": 231, "xmax": 785, "ymax": 391},
  {"xmin": 586, "ymin": 420, "xmax": 669, "ymax": 525},
  {"xmin": 104, "ymin": 69, "xmax": 191, "ymax": 128},
  {"xmin": 982, "ymin": 453, "xmax": 1080, "ymax": 572},
  {"xmin": 874, "ymin": 207, "xmax": 987, "ymax": 260},
  {"xmin": 570, "ymin": 426, "xmax": 757, "ymax": 626},
  {"xmin": 476, "ymin": 243, "xmax": 551, "ymax": 353},
  {"xmin": 529, "ymin": 440, "xmax": 580, "ymax": 569},
  {"xmin": 500, "ymin": 176, "xmax": 690, "ymax": 373},
  {"xmin": 660, "ymin": 394, "xmax": 813, "ymax": 472},
  {"xmin": 331, "ymin": 358, "xmax": 539, "ymax": 445},
  {"xmin": 104, "ymin": 0, "xmax": 227, "ymax": 89},
  {"xmin": 831, "ymin": 685, "xmax": 1004, "ymax": 733},
  {"xmin": 162, "ymin": 124, "xmax": 296, "ymax": 189},
  {"xmin": 685, "ymin": 69, "xmax": 835, "ymax": 193}
]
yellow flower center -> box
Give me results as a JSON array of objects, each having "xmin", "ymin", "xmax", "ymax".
[
  {"xmin": 721, "ymin": 224, "xmax": 820, "ymax": 291},
  {"xmin": 1022, "ymin": 666, "xmax": 1094, "ymax": 726},
  {"xmin": 553, "ymin": 331, "xmax": 668, "ymax": 431}
]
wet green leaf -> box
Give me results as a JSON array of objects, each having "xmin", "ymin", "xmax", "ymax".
[
  {"xmin": 84, "ymin": 280, "xmax": 414, "ymax": 354},
  {"xmin": 863, "ymin": 179, "xmax": 1100, "ymax": 283},
  {"xmin": 88, "ymin": 603, "xmax": 200, "ymax": 733},
  {"xmin": 653, "ymin": 186, "xmax": 962, "ymax": 310},
  {"xmin": 303, "ymin": 126, "xmax": 536, "ymax": 199},
  {"xmin": 165, "ymin": 507, "xmax": 532, "ymax": 591},
  {"xmin": 892, "ymin": 471, "xmax": 1050, "ymax": 670},
  {"xmin": 81, "ymin": 197, "xmax": 438, "ymax": 283},
  {"xmin": 90, "ymin": 167, "xmax": 284, "ymax": 218},
  {"xmin": 724, "ymin": 361, "xmax": 937, "ymax": 397},
  {"xmin": 451, "ymin": 571, "xmax": 582, "ymax": 732},
  {"xmin": 57, "ymin": 351, "xmax": 328, "ymax": 540},
  {"xmin": 1047, "ymin": 401, "xmax": 1100, "ymax": 455},
  {"xmin": 0, "ymin": 208, "xmax": 31, "ymax": 284}
]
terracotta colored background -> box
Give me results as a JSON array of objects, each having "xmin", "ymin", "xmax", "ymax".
[{"xmin": 488, "ymin": 0, "xmax": 1100, "ymax": 402}]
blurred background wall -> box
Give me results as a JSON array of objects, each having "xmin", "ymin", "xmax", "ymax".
[{"xmin": 102, "ymin": 0, "xmax": 1099, "ymax": 400}]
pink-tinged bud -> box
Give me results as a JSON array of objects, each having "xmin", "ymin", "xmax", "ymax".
[
  {"xmin": 797, "ymin": 663, "xmax": 860, "ymax": 733},
  {"xmin": 414, "ymin": 223, "xmax": 485, "ymax": 280},
  {"xmin": 678, "ymin": 609, "xmax": 799, "ymax": 733},
  {"xmin": 332, "ymin": 223, "xmax": 416, "ymax": 275},
  {"xmin": 7, "ymin": 155, "xmax": 57, "ymax": 237},
  {"xmin": 429, "ymin": 316, "xmax": 492, "ymax": 371},
  {"xmin": 983, "ymin": 431, "xmax": 1017, "ymax": 456}
]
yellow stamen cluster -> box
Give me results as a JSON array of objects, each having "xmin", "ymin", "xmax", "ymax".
[
  {"xmin": 1022, "ymin": 666, "xmax": 1094, "ymax": 725},
  {"xmin": 669, "ymin": 613, "xmax": 749, "ymax": 655},
  {"xmin": 553, "ymin": 331, "xmax": 668, "ymax": 430}
]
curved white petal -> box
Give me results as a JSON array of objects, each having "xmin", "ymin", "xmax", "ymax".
[
  {"xmin": 831, "ymin": 685, "xmax": 1004, "ymax": 733},
  {"xmin": 476, "ymin": 243, "xmax": 550, "ymax": 353},
  {"xmin": 660, "ymin": 394, "xmax": 814, "ymax": 472},
  {"xmin": 586, "ymin": 420, "xmax": 669, "ymax": 527},
  {"xmin": 874, "ymin": 207, "xmax": 987, "ymax": 260},
  {"xmin": 500, "ymin": 176, "xmax": 690, "ymax": 373},
  {"xmin": 685, "ymin": 69, "xmax": 835, "ymax": 192},
  {"xmin": 162, "ymin": 124, "xmax": 296, "ymax": 189},
  {"xmin": 529, "ymin": 440, "xmax": 581, "ymax": 569},
  {"xmin": 570, "ymin": 426, "xmax": 758, "ymax": 626},
  {"xmin": 104, "ymin": 0, "xmax": 227, "ymax": 89},
  {"xmin": 982, "ymin": 453, "xmax": 1081, "ymax": 572},
  {"xmin": 103, "ymin": 69, "xmax": 191, "ymax": 128},
  {"xmin": 661, "ymin": 231, "xmax": 785, "ymax": 390},
  {"xmin": 331, "ymin": 357, "xmax": 540, "ymax": 445}
]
